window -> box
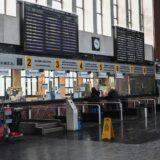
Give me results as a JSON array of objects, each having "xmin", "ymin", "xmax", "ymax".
[
  {"xmin": 139, "ymin": 0, "xmax": 144, "ymax": 31},
  {"xmin": 0, "ymin": 69, "xmax": 11, "ymax": 96},
  {"xmin": 65, "ymin": 72, "xmax": 77, "ymax": 95},
  {"xmin": 76, "ymin": 0, "xmax": 84, "ymax": 31},
  {"xmin": 21, "ymin": 70, "xmax": 38, "ymax": 96},
  {"xmin": 44, "ymin": 71, "xmax": 58, "ymax": 93},
  {"xmin": 52, "ymin": 0, "xmax": 62, "ymax": 10},
  {"xmin": 126, "ymin": 0, "xmax": 132, "ymax": 28},
  {"xmin": 96, "ymin": 0, "xmax": 103, "ymax": 34},
  {"xmin": 113, "ymin": 0, "xmax": 118, "ymax": 26},
  {"xmin": 82, "ymin": 72, "xmax": 94, "ymax": 87},
  {"xmin": 0, "ymin": 0, "xmax": 16, "ymax": 16},
  {"xmin": 0, "ymin": 0, "xmax": 5, "ymax": 14}
]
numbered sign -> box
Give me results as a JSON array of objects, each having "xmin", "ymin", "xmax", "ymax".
[
  {"xmin": 26, "ymin": 56, "xmax": 32, "ymax": 69},
  {"xmin": 115, "ymin": 64, "xmax": 120, "ymax": 73},
  {"xmin": 143, "ymin": 66, "xmax": 147, "ymax": 75},
  {"xmin": 98, "ymin": 63, "xmax": 104, "ymax": 72},
  {"xmin": 130, "ymin": 65, "xmax": 135, "ymax": 74},
  {"xmin": 54, "ymin": 59, "xmax": 61, "ymax": 71},
  {"xmin": 79, "ymin": 61, "xmax": 84, "ymax": 72}
]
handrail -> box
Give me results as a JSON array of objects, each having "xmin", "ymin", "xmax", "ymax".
[
  {"xmin": 120, "ymin": 99, "xmax": 141, "ymax": 108},
  {"xmin": 101, "ymin": 102, "xmax": 123, "ymax": 121},
  {"xmin": 138, "ymin": 98, "xmax": 157, "ymax": 116},
  {"xmin": 76, "ymin": 104, "xmax": 101, "ymax": 125},
  {"xmin": 79, "ymin": 101, "xmax": 123, "ymax": 121}
]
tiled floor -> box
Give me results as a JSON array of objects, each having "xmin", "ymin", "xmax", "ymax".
[{"xmin": 1, "ymin": 113, "xmax": 160, "ymax": 160}]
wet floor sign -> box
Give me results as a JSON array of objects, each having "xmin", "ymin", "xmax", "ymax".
[{"xmin": 102, "ymin": 118, "xmax": 115, "ymax": 140}]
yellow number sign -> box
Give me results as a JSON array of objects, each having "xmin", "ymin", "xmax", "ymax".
[
  {"xmin": 115, "ymin": 64, "xmax": 120, "ymax": 73},
  {"xmin": 79, "ymin": 61, "xmax": 84, "ymax": 72},
  {"xmin": 99, "ymin": 63, "xmax": 104, "ymax": 72},
  {"xmin": 26, "ymin": 56, "xmax": 32, "ymax": 69},
  {"xmin": 143, "ymin": 66, "xmax": 147, "ymax": 75},
  {"xmin": 54, "ymin": 59, "xmax": 61, "ymax": 70},
  {"xmin": 130, "ymin": 65, "xmax": 135, "ymax": 74}
]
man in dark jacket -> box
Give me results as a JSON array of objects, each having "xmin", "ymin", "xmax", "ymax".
[{"xmin": 91, "ymin": 87, "xmax": 100, "ymax": 102}]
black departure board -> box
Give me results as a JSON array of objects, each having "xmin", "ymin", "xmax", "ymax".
[
  {"xmin": 21, "ymin": 2, "xmax": 78, "ymax": 55},
  {"xmin": 113, "ymin": 26, "xmax": 144, "ymax": 63}
]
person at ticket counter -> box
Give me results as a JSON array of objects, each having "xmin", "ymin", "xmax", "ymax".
[
  {"xmin": 89, "ymin": 87, "xmax": 100, "ymax": 112},
  {"xmin": 107, "ymin": 89, "xmax": 119, "ymax": 101},
  {"xmin": 90, "ymin": 87, "xmax": 100, "ymax": 102}
]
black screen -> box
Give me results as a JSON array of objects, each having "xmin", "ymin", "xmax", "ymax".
[
  {"xmin": 22, "ymin": 2, "xmax": 78, "ymax": 56},
  {"xmin": 113, "ymin": 26, "xmax": 144, "ymax": 63}
]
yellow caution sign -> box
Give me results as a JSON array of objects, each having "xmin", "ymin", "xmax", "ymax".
[
  {"xmin": 26, "ymin": 56, "xmax": 32, "ymax": 69},
  {"xmin": 79, "ymin": 60, "xmax": 84, "ymax": 72},
  {"xmin": 143, "ymin": 66, "xmax": 147, "ymax": 75},
  {"xmin": 54, "ymin": 59, "xmax": 61, "ymax": 70},
  {"xmin": 99, "ymin": 63, "xmax": 104, "ymax": 72},
  {"xmin": 102, "ymin": 118, "xmax": 115, "ymax": 140},
  {"xmin": 115, "ymin": 64, "xmax": 120, "ymax": 73},
  {"xmin": 130, "ymin": 65, "xmax": 135, "ymax": 74}
]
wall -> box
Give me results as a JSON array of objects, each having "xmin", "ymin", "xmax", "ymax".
[
  {"xmin": 79, "ymin": 31, "xmax": 114, "ymax": 56},
  {"xmin": 0, "ymin": 14, "xmax": 20, "ymax": 45},
  {"xmin": 145, "ymin": 44, "xmax": 153, "ymax": 61}
]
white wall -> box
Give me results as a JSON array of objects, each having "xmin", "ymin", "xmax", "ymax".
[
  {"xmin": 0, "ymin": 14, "xmax": 20, "ymax": 45},
  {"xmin": 118, "ymin": 0, "xmax": 126, "ymax": 27},
  {"xmin": 145, "ymin": 44, "xmax": 153, "ymax": 61},
  {"xmin": 79, "ymin": 31, "xmax": 113, "ymax": 56}
]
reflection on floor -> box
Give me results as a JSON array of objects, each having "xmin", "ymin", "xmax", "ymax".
[{"xmin": 47, "ymin": 113, "xmax": 160, "ymax": 144}]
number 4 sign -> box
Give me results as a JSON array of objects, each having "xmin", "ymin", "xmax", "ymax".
[{"xmin": 79, "ymin": 61, "xmax": 84, "ymax": 72}]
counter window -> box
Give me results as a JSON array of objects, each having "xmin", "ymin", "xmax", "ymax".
[{"xmin": 0, "ymin": 69, "xmax": 11, "ymax": 96}]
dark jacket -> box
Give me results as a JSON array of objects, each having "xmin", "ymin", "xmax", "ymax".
[
  {"xmin": 90, "ymin": 87, "xmax": 100, "ymax": 102},
  {"xmin": 107, "ymin": 89, "xmax": 119, "ymax": 101}
]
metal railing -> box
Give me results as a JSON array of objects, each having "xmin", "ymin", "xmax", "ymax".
[
  {"xmin": 138, "ymin": 98, "xmax": 157, "ymax": 116},
  {"xmin": 82, "ymin": 101, "xmax": 123, "ymax": 121},
  {"xmin": 75, "ymin": 104, "xmax": 101, "ymax": 125},
  {"xmin": 120, "ymin": 99, "xmax": 141, "ymax": 109},
  {"xmin": 101, "ymin": 102, "xmax": 123, "ymax": 121}
]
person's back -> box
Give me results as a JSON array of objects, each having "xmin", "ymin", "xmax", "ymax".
[
  {"xmin": 91, "ymin": 87, "xmax": 100, "ymax": 102},
  {"xmin": 107, "ymin": 89, "xmax": 119, "ymax": 101}
]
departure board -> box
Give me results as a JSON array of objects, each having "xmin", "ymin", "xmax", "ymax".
[
  {"xmin": 22, "ymin": 2, "xmax": 78, "ymax": 55},
  {"xmin": 113, "ymin": 26, "xmax": 144, "ymax": 63}
]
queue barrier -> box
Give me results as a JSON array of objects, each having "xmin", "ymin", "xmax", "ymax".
[
  {"xmin": 137, "ymin": 98, "xmax": 157, "ymax": 116},
  {"xmin": 82, "ymin": 101, "xmax": 123, "ymax": 121},
  {"xmin": 75, "ymin": 104, "xmax": 101, "ymax": 125}
]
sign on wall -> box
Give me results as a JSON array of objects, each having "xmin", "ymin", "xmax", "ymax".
[
  {"xmin": 113, "ymin": 26, "xmax": 144, "ymax": 63},
  {"xmin": 0, "ymin": 53, "xmax": 25, "ymax": 69},
  {"xmin": 22, "ymin": 2, "xmax": 78, "ymax": 56}
]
